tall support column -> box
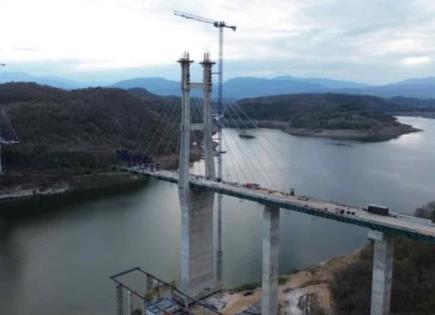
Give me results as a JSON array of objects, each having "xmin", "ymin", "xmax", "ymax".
[
  {"xmin": 126, "ymin": 290, "xmax": 132, "ymax": 315},
  {"xmin": 178, "ymin": 52, "xmax": 193, "ymax": 191},
  {"xmin": 116, "ymin": 284, "xmax": 124, "ymax": 315},
  {"xmin": 262, "ymin": 205, "xmax": 280, "ymax": 315},
  {"xmin": 0, "ymin": 143, "xmax": 3, "ymax": 174},
  {"xmin": 178, "ymin": 53, "xmax": 216, "ymax": 297},
  {"xmin": 369, "ymin": 230, "xmax": 394, "ymax": 315},
  {"xmin": 200, "ymin": 53, "xmax": 216, "ymax": 180}
]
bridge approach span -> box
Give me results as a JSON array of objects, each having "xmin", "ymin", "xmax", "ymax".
[{"xmin": 121, "ymin": 166, "xmax": 435, "ymax": 243}]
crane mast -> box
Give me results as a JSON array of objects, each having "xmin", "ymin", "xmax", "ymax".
[{"xmin": 174, "ymin": 10, "xmax": 236, "ymax": 286}]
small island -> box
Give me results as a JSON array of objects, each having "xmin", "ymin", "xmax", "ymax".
[{"xmin": 236, "ymin": 93, "xmax": 421, "ymax": 142}]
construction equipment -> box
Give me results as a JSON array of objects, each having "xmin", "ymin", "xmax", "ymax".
[{"xmin": 173, "ymin": 10, "xmax": 237, "ymax": 285}]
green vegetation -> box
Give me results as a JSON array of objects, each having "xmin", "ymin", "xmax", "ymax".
[
  {"xmin": 330, "ymin": 203, "xmax": 435, "ymax": 315},
  {"xmin": 0, "ymin": 83, "xmax": 179, "ymax": 195},
  {"xmin": 236, "ymin": 93, "xmax": 419, "ymax": 141}
]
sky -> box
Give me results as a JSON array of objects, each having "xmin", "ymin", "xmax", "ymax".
[{"xmin": 1, "ymin": 0, "xmax": 435, "ymax": 84}]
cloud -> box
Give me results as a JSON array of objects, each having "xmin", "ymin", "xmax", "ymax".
[
  {"xmin": 2, "ymin": 0, "xmax": 435, "ymax": 84},
  {"xmin": 401, "ymin": 56, "xmax": 431, "ymax": 66}
]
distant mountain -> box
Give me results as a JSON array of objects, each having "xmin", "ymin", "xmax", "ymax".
[
  {"xmin": 112, "ymin": 76, "xmax": 370, "ymax": 99},
  {"xmin": 113, "ymin": 76, "xmax": 331, "ymax": 98},
  {"xmin": 273, "ymin": 75, "xmax": 368, "ymax": 89},
  {"xmin": 222, "ymin": 77, "xmax": 327, "ymax": 98},
  {"xmin": 113, "ymin": 77, "xmax": 180, "ymax": 96},
  {"xmin": 4, "ymin": 71, "xmax": 435, "ymax": 99},
  {"xmin": 0, "ymin": 72, "xmax": 83, "ymax": 89},
  {"xmin": 340, "ymin": 77, "xmax": 435, "ymax": 99}
]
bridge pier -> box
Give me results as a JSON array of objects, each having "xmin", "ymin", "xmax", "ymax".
[
  {"xmin": 177, "ymin": 53, "xmax": 217, "ymax": 297},
  {"xmin": 0, "ymin": 143, "xmax": 3, "ymax": 174},
  {"xmin": 261, "ymin": 205, "xmax": 280, "ymax": 315},
  {"xmin": 369, "ymin": 230, "xmax": 394, "ymax": 315}
]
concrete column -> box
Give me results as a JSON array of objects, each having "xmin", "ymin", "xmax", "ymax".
[
  {"xmin": 126, "ymin": 290, "xmax": 132, "ymax": 315},
  {"xmin": 262, "ymin": 205, "xmax": 280, "ymax": 315},
  {"xmin": 178, "ymin": 53, "xmax": 216, "ymax": 298},
  {"xmin": 0, "ymin": 143, "xmax": 3, "ymax": 174},
  {"xmin": 177, "ymin": 52, "xmax": 193, "ymax": 191},
  {"xmin": 179, "ymin": 189, "xmax": 215, "ymax": 297},
  {"xmin": 116, "ymin": 284, "xmax": 124, "ymax": 315},
  {"xmin": 368, "ymin": 230, "xmax": 394, "ymax": 315},
  {"xmin": 200, "ymin": 53, "xmax": 215, "ymax": 180}
]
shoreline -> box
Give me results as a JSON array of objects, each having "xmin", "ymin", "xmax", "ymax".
[
  {"xmin": 0, "ymin": 171, "xmax": 144, "ymax": 209},
  {"xmin": 284, "ymin": 125, "xmax": 420, "ymax": 142},
  {"xmin": 253, "ymin": 120, "xmax": 421, "ymax": 142}
]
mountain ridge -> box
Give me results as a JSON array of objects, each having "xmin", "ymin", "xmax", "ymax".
[{"xmin": 3, "ymin": 71, "xmax": 435, "ymax": 99}]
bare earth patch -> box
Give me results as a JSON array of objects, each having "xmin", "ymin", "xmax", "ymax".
[{"xmin": 208, "ymin": 249, "xmax": 362, "ymax": 315}]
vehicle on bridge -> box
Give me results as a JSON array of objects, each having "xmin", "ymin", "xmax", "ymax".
[{"xmin": 367, "ymin": 204, "xmax": 389, "ymax": 216}]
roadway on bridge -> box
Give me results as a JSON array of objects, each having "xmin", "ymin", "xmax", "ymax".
[{"xmin": 121, "ymin": 166, "xmax": 435, "ymax": 243}]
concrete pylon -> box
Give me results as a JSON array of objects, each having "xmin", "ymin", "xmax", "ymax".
[
  {"xmin": 0, "ymin": 143, "xmax": 2, "ymax": 174},
  {"xmin": 368, "ymin": 230, "xmax": 394, "ymax": 315},
  {"xmin": 178, "ymin": 52, "xmax": 216, "ymax": 297},
  {"xmin": 200, "ymin": 53, "xmax": 216, "ymax": 181},
  {"xmin": 262, "ymin": 205, "xmax": 280, "ymax": 315}
]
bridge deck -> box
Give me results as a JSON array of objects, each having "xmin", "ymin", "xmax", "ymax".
[{"xmin": 122, "ymin": 166, "xmax": 435, "ymax": 243}]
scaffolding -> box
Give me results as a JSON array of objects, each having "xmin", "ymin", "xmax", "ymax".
[{"xmin": 110, "ymin": 267, "xmax": 222, "ymax": 315}]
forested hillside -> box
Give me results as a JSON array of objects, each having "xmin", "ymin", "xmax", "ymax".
[
  {"xmin": 331, "ymin": 202, "xmax": 435, "ymax": 315},
  {"xmin": 236, "ymin": 93, "xmax": 419, "ymax": 141},
  {"xmin": 0, "ymin": 83, "xmax": 179, "ymax": 195}
]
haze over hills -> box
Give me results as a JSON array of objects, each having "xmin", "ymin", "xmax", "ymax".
[
  {"xmin": 2, "ymin": 71, "xmax": 435, "ymax": 99},
  {"xmin": 113, "ymin": 75, "xmax": 369, "ymax": 98},
  {"xmin": 339, "ymin": 77, "xmax": 435, "ymax": 99},
  {"xmin": 0, "ymin": 72, "xmax": 88, "ymax": 90},
  {"xmin": 113, "ymin": 77, "xmax": 180, "ymax": 96},
  {"xmin": 113, "ymin": 75, "xmax": 435, "ymax": 99}
]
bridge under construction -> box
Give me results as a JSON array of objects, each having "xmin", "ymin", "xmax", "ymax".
[{"xmin": 116, "ymin": 52, "xmax": 435, "ymax": 315}]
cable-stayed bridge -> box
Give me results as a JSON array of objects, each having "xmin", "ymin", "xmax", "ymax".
[
  {"xmin": 121, "ymin": 166, "xmax": 435, "ymax": 243},
  {"xmin": 116, "ymin": 53, "xmax": 435, "ymax": 315}
]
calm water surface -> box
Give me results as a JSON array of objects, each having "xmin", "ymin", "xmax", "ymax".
[{"xmin": 0, "ymin": 116, "xmax": 434, "ymax": 315}]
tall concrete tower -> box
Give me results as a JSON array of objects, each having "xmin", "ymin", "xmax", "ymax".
[{"xmin": 178, "ymin": 52, "xmax": 217, "ymax": 297}]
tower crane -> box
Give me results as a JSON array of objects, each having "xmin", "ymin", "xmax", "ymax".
[{"xmin": 174, "ymin": 10, "xmax": 237, "ymax": 286}]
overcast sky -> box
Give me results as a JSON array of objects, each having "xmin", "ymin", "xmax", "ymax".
[{"xmin": 2, "ymin": 0, "xmax": 435, "ymax": 84}]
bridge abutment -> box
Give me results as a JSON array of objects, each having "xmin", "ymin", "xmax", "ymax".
[
  {"xmin": 369, "ymin": 230, "xmax": 394, "ymax": 315},
  {"xmin": 262, "ymin": 205, "xmax": 280, "ymax": 315}
]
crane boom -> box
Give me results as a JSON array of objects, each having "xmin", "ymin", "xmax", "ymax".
[
  {"xmin": 174, "ymin": 10, "xmax": 236, "ymax": 31},
  {"xmin": 174, "ymin": 9, "xmax": 237, "ymax": 287}
]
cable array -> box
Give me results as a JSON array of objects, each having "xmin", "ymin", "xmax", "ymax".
[{"xmin": 120, "ymin": 92, "xmax": 305, "ymax": 192}]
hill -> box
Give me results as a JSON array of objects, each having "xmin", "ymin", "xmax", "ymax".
[
  {"xmin": 113, "ymin": 75, "xmax": 435, "ymax": 100},
  {"xmin": 0, "ymin": 72, "xmax": 85, "ymax": 89},
  {"xmin": 273, "ymin": 75, "xmax": 368, "ymax": 89},
  {"xmin": 341, "ymin": 77, "xmax": 435, "ymax": 99},
  {"xmin": 236, "ymin": 93, "xmax": 419, "ymax": 141},
  {"xmin": 113, "ymin": 77, "xmax": 180, "ymax": 96},
  {"xmin": 330, "ymin": 202, "xmax": 435, "ymax": 315},
  {"xmin": 5, "ymin": 72, "xmax": 435, "ymax": 99},
  {"xmin": 0, "ymin": 83, "xmax": 179, "ymax": 199}
]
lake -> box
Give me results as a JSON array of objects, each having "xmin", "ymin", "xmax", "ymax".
[{"xmin": 0, "ymin": 116, "xmax": 434, "ymax": 315}]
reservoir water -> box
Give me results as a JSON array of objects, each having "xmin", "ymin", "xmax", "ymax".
[{"xmin": 0, "ymin": 116, "xmax": 434, "ymax": 315}]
